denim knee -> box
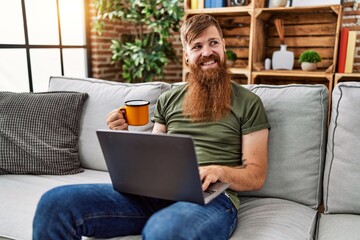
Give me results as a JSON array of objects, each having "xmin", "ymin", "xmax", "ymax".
[
  {"xmin": 33, "ymin": 186, "xmax": 79, "ymax": 240},
  {"xmin": 142, "ymin": 214, "xmax": 189, "ymax": 240},
  {"xmin": 34, "ymin": 187, "xmax": 66, "ymax": 221}
]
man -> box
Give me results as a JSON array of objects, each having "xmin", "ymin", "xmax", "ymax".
[{"xmin": 33, "ymin": 14, "xmax": 270, "ymax": 240}]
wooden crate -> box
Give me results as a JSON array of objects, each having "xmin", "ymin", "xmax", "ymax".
[
  {"xmin": 253, "ymin": 5, "xmax": 342, "ymax": 73},
  {"xmin": 217, "ymin": 13, "xmax": 252, "ymax": 69}
]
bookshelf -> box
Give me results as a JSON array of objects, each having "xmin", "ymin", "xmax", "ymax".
[{"xmin": 182, "ymin": 1, "xmax": 343, "ymax": 92}]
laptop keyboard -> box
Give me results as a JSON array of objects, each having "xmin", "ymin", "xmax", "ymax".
[{"xmin": 203, "ymin": 189, "xmax": 216, "ymax": 198}]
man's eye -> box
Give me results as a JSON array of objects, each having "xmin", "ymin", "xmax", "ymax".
[
  {"xmin": 192, "ymin": 45, "xmax": 201, "ymax": 50},
  {"xmin": 210, "ymin": 41, "xmax": 219, "ymax": 46}
]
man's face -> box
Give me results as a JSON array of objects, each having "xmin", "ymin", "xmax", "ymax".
[
  {"xmin": 182, "ymin": 25, "xmax": 231, "ymax": 122},
  {"xmin": 185, "ymin": 25, "xmax": 226, "ymax": 71}
]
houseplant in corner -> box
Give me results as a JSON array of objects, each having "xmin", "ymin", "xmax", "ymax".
[
  {"xmin": 299, "ymin": 50, "xmax": 321, "ymax": 71},
  {"xmin": 93, "ymin": 0, "xmax": 184, "ymax": 82},
  {"xmin": 226, "ymin": 49, "xmax": 237, "ymax": 67}
]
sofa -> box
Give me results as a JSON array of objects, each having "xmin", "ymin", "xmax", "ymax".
[{"xmin": 0, "ymin": 76, "xmax": 359, "ymax": 240}]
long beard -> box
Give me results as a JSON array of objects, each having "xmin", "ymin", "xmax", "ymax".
[{"xmin": 183, "ymin": 55, "xmax": 232, "ymax": 122}]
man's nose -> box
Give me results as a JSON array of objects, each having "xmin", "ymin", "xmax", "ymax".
[{"xmin": 201, "ymin": 45, "xmax": 212, "ymax": 57}]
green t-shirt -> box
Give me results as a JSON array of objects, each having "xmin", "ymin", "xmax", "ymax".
[{"xmin": 151, "ymin": 82, "xmax": 270, "ymax": 209}]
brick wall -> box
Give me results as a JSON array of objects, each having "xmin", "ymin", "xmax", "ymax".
[
  {"xmin": 89, "ymin": 3, "xmax": 183, "ymax": 83},
  {"xmin": 342, "ymin": 0, "xmax": 360, "ymax": 72}
]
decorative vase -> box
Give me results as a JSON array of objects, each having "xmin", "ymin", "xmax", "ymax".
[
  {"xmin": 265, "ymin": 58, "xmax": 271, "ymax": 70},
  {"xmin": 271, "ymin": 0, "xmax": 288, "ymax": 7},
  {"xmin": 301, "ymin": 62, "xmax": 317, "ymax": 71},
  {"xmin": 272, "ymin": 45, "xmax": 294, "ymax": 70}
]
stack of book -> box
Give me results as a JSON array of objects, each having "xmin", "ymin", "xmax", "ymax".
[
  {"xmin": 191, "ymin": 0, "xmax": 249, "ymax": 9},
  {"xmin": 205, "ymin": 0, "xmax": 226, "ymax": 8},
  {"xmin": 191, "ymin": 0, "xmax": 226, "ymax": 9},
  {"xmin": 337, "ymin": 28, "xmax": 357, "ymax": 73}
]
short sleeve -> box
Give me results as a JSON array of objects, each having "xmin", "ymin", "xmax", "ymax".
[
  {"xmin": 151, "ymin": 94, "xmax": 166, "ymax": 125},
  {"xmin": 241, "ymin": 96, "xmax": 270, "ymax": 135}
]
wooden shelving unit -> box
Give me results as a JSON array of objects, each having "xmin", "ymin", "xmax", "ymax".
[
  {"xmin": 251, "ymin": 5, "xmax": 342, "ymax": 88},
  {"xmin": 183, "ymin": 1, "xmax": 343, "ymax": 93}
]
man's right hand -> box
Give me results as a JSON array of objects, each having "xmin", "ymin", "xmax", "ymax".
[{"xmin": 106, "ymin": 109, "xmax": 128, "ymax": 130}]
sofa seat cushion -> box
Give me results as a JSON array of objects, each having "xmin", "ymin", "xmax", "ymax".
[
  {"xmin": 316, "ymin": 214, "xmax": 360, "ymax": 239},
  {"xmin": 231, "ymin": 197, "xmax": 318, "ymax": 240},
  {"xmin": 0, "ymin": 170, "xmax": 111, "ymax": 240},
  {"xmin": 323, "ymin": 82, "xmax": 360, "ymax": 214},
  {"xmin": 85, "ymin": 197, "xmax": 317, "ymax": 240},
  {"xmin": 239, "ymin": 84, "xmax": 329, "ymax": 209},
  {"xmin": 48, "ymin": 76, "xmax": 172, "ymax": 171}
]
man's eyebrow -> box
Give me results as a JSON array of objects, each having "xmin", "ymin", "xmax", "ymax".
[
  {"xmin": 208, "ymin": 37, "xmax": 220, "ymax": 42},
  {"xmin": 191, "ymin": 38, "xmax": 220, "ymax": 46}
]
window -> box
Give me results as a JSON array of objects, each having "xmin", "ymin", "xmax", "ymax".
[{"xmin": 0, "ymin": 0, "xmax": 90, "ymax": 92}]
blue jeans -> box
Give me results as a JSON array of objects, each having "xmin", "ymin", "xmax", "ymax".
[{"xmin": 33, "ymin": 184, "xmax": 238, "ymax": 240}]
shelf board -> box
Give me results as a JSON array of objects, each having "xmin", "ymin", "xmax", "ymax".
[
  {"xmin": 229, "ymin": 67, "xmax": 250, "ymax": 76},
  {"xmin": 257, "ymin": 4, "xmax": 341, "ymax": 14},
  {"xmin": 335, "ymin": 73, "xmax": 360, "ymax": 78},
  {"xmin": 334, "ymin": 73, "xmax": 360, "ymax": 85},
  {"xmin": 252, "ymin": 70, "xmax": 334, "ymax": 83},
  {"xmin": 253, "ymin": 70, "xmax": 332, "ymax": 78}
]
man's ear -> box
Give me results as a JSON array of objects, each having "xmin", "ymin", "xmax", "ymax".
[{"xmin": 184, "ymin": 51, "xmax": 189, "ymax": 64}]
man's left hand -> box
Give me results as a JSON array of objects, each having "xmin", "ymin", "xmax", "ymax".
[{"xmin": 199, "ymin": 165, "xmax": 224, "ymax": 191}]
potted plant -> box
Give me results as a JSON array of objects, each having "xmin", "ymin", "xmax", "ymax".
[
  {"xmin": 226, "ymin": 49, "xmax": 237, "ymax": 67},
  {"xmin": 299, "ymin": 50, "xmax": 321, "ymax": 71},
  {"xmin": 93, "ymin": 0, "xmax": 184, "ymax": 82}
]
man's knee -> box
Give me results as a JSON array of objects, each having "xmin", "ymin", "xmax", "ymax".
[
  {"xmin": 142, "ymin": 206, "xmax": 196, "ymax": 240},
  {"xmin": 34, "ymin": 186, "xmax": 69, "ymax": 220},
  {"xmin": 142, "ymin": 216, "xmax": 189, "ymax": 240}
]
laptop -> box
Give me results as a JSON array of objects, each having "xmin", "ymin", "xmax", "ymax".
[{"xmin": 96, "ymin": 129, "xmax": 230, "ymax": 205}]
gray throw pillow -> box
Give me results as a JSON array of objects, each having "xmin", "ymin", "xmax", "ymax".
[{"xmin": 0, "ymin": 91, "xmax": 88, "ymax": 175}]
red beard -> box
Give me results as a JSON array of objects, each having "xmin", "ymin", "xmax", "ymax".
[{"xmin": 183, "ymin": 54, "xmax": 232, "ymax": 122}]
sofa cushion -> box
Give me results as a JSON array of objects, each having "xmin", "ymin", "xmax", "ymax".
[
  {"xmin": 0, "ymin": 91, "xmax": 88, "ymax": 175},
  {"xmin": 316, "ymin": 214, "xmax": 360, "ymax": 240},
  {"xmin": 238, "ymin": 84, "xmax": 329, "ymax": 209},
  {"xmin": 323, "ymin": 82, "xmax": 360, "ymax": 214},
  {"xmin": 233, "ymin": 197, "xmax": 318, "ymax": 240},
  {"xmin": 0, "ymin": 170, "xmax": 111, "ymax": 240},
  {"xmin": 48, "ymin": 76, "xmax": 172, "ymax": 171}
]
